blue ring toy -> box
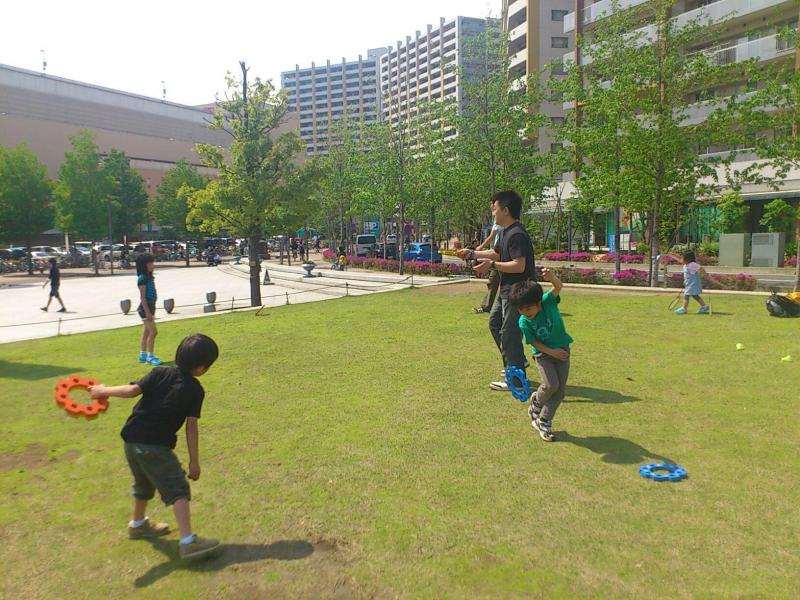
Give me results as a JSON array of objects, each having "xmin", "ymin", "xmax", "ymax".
[
  {"xmin": 639, "ymin": 463, "xmax": 687, "ymax": 482},
  {"xmin": 504, "ymin": 367, "xmax": 530, "ymax": 403}
]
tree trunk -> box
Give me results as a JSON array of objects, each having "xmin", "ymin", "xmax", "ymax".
[
  {"xmin": 794, "ymin": 217, "xmax": 799, "ymax": 292},
  {"xmin": 26, "ymin": 238, "xmax": 33, "ymax": 275},
  {"xmin": 248, "ymin": 234, "xmax": 261, "ymax": 307},
  {"xmin": 614, "ymin": 207, "xmax": 621, "ymax": 274}
]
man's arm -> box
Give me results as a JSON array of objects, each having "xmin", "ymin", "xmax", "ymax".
[
  {"xmin": 186, "ymin": 417, "xmax": 200, "ymax": 481},
  {"xmin": 475, "ymin": 228, "xmax": 498, "ymax": 251}
]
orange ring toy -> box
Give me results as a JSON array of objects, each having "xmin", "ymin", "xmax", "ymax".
[{"xmin": 54, "ymin": 376, "xmax": 109, "ymax": 419}]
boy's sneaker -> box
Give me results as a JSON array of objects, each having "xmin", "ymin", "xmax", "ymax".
[
  {"xmin": 57, "ymin": 308, "xmax": 67, "ymax": 312},
  {"xmin": 532, "ymin": 418, "xmax": 555, "ymax": 442},
  {"xmin": 40, "ymin": 307, "xmax": 48, "ymax": 312},
  {"xmin": 138, "ymin": 352, "xmax": 148, "ymax": 363},
  {"xmin": 698, "ymin": 305, "xmax": 710, "ymax": 314},
  {"xmin": 489, "ymin": 381, "xmax": 508, "ymax": 392},
  {"xmin": 527, "ymin": 400, "xmax": 541, "ymax": 421},
  {"xmin": 179, "ymin": 535, "xmax": 220, "ymax": 559},
  {"xmin": 128, "ymin": 519, "xmax": 170, "ymax": 539},
  {"xmin": 674, "ymin": 307, "xmax": 687, "ymax": 315},
  {"xmin": 147, "ymin": 355, "xmax": 162, "ymax": 366}
]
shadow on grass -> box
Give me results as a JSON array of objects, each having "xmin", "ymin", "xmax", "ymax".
[
  {"xmin": 565, "ymin": 385, "xmax": 641, "ymax": 404},
  {"xmin": 559, "ymin": 432, "xmax": 673, "ymax": 465},
  {"xmin": 134, "ymin": 538, "xmax": 314, "ymax": 587},
  {"xmin": 0, "ymin": 360, "xmax": 84, "ymax": 381}
]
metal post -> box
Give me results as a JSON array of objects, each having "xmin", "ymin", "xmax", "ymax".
[
  {"xmin": 285, "ymin": 292, "xmax": 290, "ymax": 305},
  {"xmin": 107, "ymin": 201, "xmax": 114, "ymax": 275},
  {"xmin": 57, "ymin": 318, "xmax": 62, "ymax": 336}
]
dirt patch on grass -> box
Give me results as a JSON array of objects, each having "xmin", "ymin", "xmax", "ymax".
[{"xmin": 0, "ymin": 444, "xmax": 81, "ymax": 473}]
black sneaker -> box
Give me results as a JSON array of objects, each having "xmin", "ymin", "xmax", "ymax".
[{"xmin": 532, "ymin": 418, "xmax": 554, "ymax": 442}]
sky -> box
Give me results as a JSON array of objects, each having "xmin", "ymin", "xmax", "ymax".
[{"xmin": 1, "ymin": 0, "xmax": 498, "ymax": 106}]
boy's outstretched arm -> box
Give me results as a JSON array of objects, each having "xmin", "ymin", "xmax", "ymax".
[
  {"xmin": 186, "ymin": 417, "xmax": 200, "ymax": 481},
  {"xmin": 88, "ymin": 384, "xmax": 141, "ymax": 399},
  {"xmin": 541, "ymin": 268, "xmax": 563, "ymax": 296}
]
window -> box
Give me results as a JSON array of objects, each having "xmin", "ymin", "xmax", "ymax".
[
  {"xmin": 551, "ymin": 116, "xmax": 565, "ymax": 127},
  {"xmin": 552, "ymin": 10, "xmax": 568, "ymax": 21},
  {"xmin": 552, "ymin": 37, "xmax": 569, "ymax": 49},
  {"xmin": 550, "ymin": 143, "xmax": 563, "ymax": 154}
]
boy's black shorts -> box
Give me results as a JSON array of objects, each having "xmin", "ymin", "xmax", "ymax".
[
  {"xmin": 137, "ymin": 301, "xmax": 157, "ymax": 320},
  {"xmin": 124, "ymin": 442, "xmax": 190, "ymax": 505}
]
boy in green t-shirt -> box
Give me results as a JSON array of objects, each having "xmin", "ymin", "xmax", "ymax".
[{"xmin": 508, "ymin": 269, "xmax": 573, "ymax": 441}]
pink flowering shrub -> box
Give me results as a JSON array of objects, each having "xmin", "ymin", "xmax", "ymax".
[
  {"xmin": 542, "ymin": 252, "xmax": 593, "ymax": 262},
  {"xmin": 552, "ymin": 268, "xmax": 612, "ymax": 285},
  {"xmin": 659, "ymin": 254, "xmax": 681, "ymax": 265},
  {"xmin": 786, "ymin": 256, "xmax": 797, "ymax": 267},
  {"xmin": 612, "ymin": 269, "xmax": 649, "ymax": 286},
  {"xmin": 668, "ymin": 272, "xmax": 757, "ymax": 291},
  {"xmin": 320, "ymin": 252, "xmax": 468, "ymax": 277}
]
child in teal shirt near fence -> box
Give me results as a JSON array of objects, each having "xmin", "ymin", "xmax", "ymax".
[{"xmin": 508, "ymin": 269, "xmax": 573, "ymax": 442}]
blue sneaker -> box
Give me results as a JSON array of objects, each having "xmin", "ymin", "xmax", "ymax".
[
  {"xmin": 138, "ymin": 352, "xmax": 148, "ymax": 363},
  {"xmin": 674, "ymin": 307, "xmax": 687, "ymax": 315},
  {"xmin": 698, "ymin": 305, "xmax": 710, "ymax": 314},
  {"xmin": 147, "ymin": 355, "xmax": 162, "ymax": 366}
]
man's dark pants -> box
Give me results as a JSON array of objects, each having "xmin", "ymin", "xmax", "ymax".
[{"xmin": 488, "ymin": 294, "xmax": 527, "ymax": 374}]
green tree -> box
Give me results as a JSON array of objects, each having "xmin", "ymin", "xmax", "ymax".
[
  {"xmin": 559, "ymin": 1, "xmax": 770, "ymax": 284},
  {"xmin": 760, "ymin": 199, "xmax": 797, "ymax": 234},
  {"xmin": 152, "ymin": 160, "xmax": 207, "ymax": 266},
  {"xmin": 54, "ymin": 129, "xmax": 112, "ymax": 248},
  {"xmin": 455, "ymin": 30, "xmax": 547, "ymax": 228},
  {"xmin": 717, "ymin": 191, "xmax": 749, "ymax": 233},
  {"xmin": 103, "ymin": 149, "xmax": 148, "ymax": 243},
  {"xmin": 0, "ymin": 145, "xmax": 54, "ymax": 274},
  {"xmin": 187, "ymin": 63, "xmax": 307, "ymax": 306}
]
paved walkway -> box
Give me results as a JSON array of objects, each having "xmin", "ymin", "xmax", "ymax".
[{"xmin": 0, "ymin": 262, "xmax": 447, "ymax": 345}]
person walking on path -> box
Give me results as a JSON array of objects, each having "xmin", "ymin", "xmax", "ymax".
[
  {"xmin": 472, "ymin": 220, "xmax": 503, "ymax": 314},
  {"xmin": 458, "ymin": 190, "xmax": 537, "ymax": 392},
  {"xmin": 41, "ymin": 258, "xmax": 67, "ymax": 312}
]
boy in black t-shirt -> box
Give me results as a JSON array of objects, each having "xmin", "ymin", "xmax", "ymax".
[{"xmin": 89, "ymin": 333, "xmax": 221, "ymax": 559}]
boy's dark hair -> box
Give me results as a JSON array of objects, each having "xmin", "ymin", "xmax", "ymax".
[
  {"xmin": 136, "ymin": 253, "xmax": 154, "ymax": 278},
  {"xmin": 175, "ymin": 333, "xmax": 219, "ymax": 372},
  {"xmin": 508, "ymin": 280, "xmax": 544, "ymax": 308},
  {"xmin": 682, "ymin": 250, "xmax": 696, "ymax": 263},
  {"xmin": 49, "ymin": 257, "xmax": 57, "ymax": 265},
  {"xmin": 491, "ymin": 190, "xmax": 523, "ymax": 220}
]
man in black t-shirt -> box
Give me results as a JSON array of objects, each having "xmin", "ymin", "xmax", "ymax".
[
  {"xmin": 40, "ymin": 258, "xmax": 66, "ymax": 312},
  {"xmin": 458, "ymin": 191, "xmax": 536, "ymax": 392}
]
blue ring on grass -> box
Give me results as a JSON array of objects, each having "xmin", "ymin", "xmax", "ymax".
[
  {"xmin": 504, "ymin": 367, "xmax": 530, "ymax": 403},
  {"xmin": 639, "ymin": 463, "xmax": 687, "ymax": 482}
]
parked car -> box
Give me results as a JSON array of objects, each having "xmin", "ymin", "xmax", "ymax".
[
  {"xmin": 373, "ymin": 242, "xmax": 398, "ymax": 259},
  {"xmin": 386, "ymin": 234, "xmax": 398, "ymax": 244},
  {"xmin": 31, "ymin": 246, "xmax": 61, "ymax": 258},
  {"xmin": 99, "ymin": 244, "xmax": 132, "ymax": 260},
  {"xmin": 353, "ymin": 234, "xmax": 377, "ymax": 257},
  {"xmin": 402, "ymin": 243, "xmax": 443, "ymax": 263},
  {"xmin": 2, "ymin": 248, "xmax": 28, "ymax": 260}
]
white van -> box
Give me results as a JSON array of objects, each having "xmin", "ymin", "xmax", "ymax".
[{"xmin": 353, "ymin": 234, "xmax": 377, "ymax": 257}]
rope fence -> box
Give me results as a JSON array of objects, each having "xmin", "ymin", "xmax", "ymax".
[{"xmin": 0, "ymin": 270, "xmax": 418, "ymax": 334}]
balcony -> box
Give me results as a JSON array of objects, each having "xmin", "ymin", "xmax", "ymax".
[
  {"xmin": 564, "ymin": 0, "xmax": 790, "ymax": 34},
  {"xmin": 568, "ymin": 29, "xmax": 794, "ymax": 67},
  {"xmin": 509, "ymin": 21, "xmax": 527, "ymax": 41},
  {"xmin": 510, "ymin": 48, "xmax": 527, "ymax": 70}
]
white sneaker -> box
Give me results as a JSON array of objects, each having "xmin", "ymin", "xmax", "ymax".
[{"xmin": 489, "ymin": 381, "xmax": 509, "ymax": 392}]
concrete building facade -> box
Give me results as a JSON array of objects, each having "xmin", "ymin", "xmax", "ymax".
[
  {"xmin": 0, "ymin": 64, "xmax": 230, "ymax": 197},
  {"xmin": 502, "ymin": 0, "xmax": 575, "ymax": 155},
  {"xmin": 547, "ymin": 0, "xmax": 800, "ymax": 244},
  {"xmin": 281, "ymin": 48, "xmax": 387, "ymax": 156}
]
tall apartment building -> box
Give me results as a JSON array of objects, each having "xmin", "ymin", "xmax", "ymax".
[
  {"xmin": 559, "ymin": 0, "xmax": 800, "ymax": 213},
  {"xmin": 502, "ymin": 0, "xmax": 575, "ymax": 155},
  {"xmin": 380, "ymin": 16, "xmax": 498, "ymax": 140},
  {"xmin": 281, "ymin": 48, "xmax": 387, "ymax": 156}
]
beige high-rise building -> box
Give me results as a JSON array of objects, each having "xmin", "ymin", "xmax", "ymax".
[
  {"xmin": 502, "ymin": 0, "xmax": 575, "ymax": 155},
  {"xmin": 281, "ymin": 48, "xmax": 387, "ymax": 156},
  {"xmin": 380, "ymin": 16, "xmax": 499, "ymax": 141}
]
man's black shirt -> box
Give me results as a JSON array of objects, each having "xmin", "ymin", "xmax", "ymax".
[{"xmin": 495, "ymin": 221, "xmax": 536, "ymax": 297}]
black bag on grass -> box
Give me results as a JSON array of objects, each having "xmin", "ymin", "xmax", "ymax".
[{"xmin": 766, "ymin": 294, "xmax": 800, "ymax": 318}]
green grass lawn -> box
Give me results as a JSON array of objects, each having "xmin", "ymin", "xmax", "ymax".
[{"xmin": 1, "ymin": 283, "xmax": 798, "ymax": 599}]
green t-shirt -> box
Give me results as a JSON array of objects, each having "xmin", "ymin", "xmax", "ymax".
[{"xmin": 518, "ymin": 290, "xmax": 574, "ymax": 357}]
